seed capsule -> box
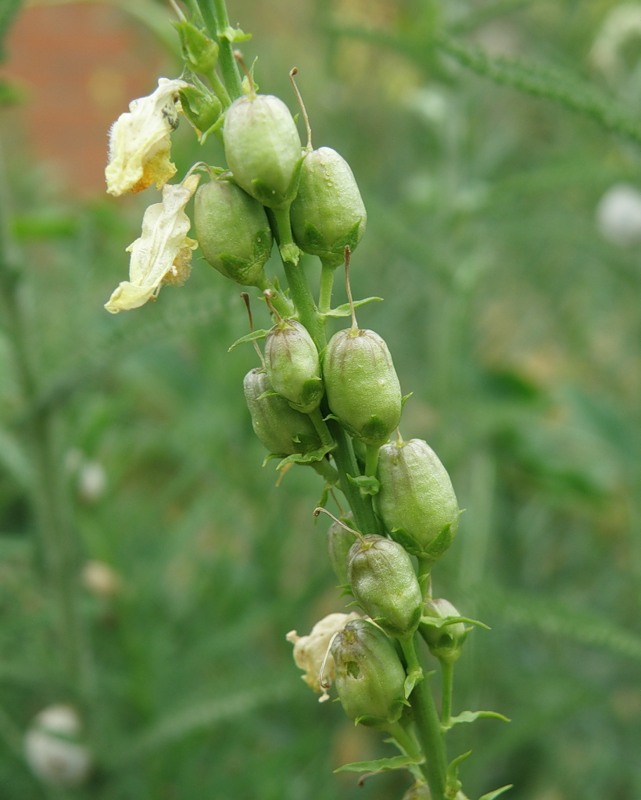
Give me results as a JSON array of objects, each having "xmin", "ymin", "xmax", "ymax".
[
  {"xmin": 243, "ymin": 368, "xmax": 321, "ymax": 456},
  {"xmin": 323, "ymin": 327, "xmax": 402, "ymax": 446},
  {"xmin": 223, "ymin": 93, "xmax": 303, "ymax": 209},
  {"xmin": 348, "ymin": 535, "xmax": 423, "ymax": 637},
  {"xmin": 290, "ymin": 146, "xmax": 367, "ymax": 267},
  {"xmin": 331, "ymin": 618, "xmax": 407, "ymax": 728},
  {"xmin": 194, "ymin": 178, "xmax": 272, "ymax": 287},
  {"xmin": 376, "ymin": 438, "xmax": 460, "ymax": 560},
  {"xmin": 264, "ymin": 319, "xmax": 323, "ymax": 413}
]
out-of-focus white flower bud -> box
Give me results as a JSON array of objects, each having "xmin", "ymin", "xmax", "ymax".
[
  {"xmin": 596, "ymin": 183, "xmax": 641, "ymax": 247},
  {"xmin": 24, "ymin": 705, "xmax": 92, "ymax": 788},
  {"xmin": 78, "ymin": 461, "xmax": 107, "ymax": 503},
  {"xmin": 81, "ymin": 560, "xmax": 121, "ymax": 599}
]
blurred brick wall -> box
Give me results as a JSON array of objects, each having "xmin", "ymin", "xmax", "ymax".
[{"xmin": 2, "ymin": 3, "xmax": 174, "ymax": 196}]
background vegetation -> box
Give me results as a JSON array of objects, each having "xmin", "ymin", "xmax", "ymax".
[{"xmin": 1, "ymin": 1, "xmax": 640, "ymax": 798}]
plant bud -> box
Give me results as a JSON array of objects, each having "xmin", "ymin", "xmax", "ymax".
[
  {"xmin": 376, "ymin": 438, "xmax": 460, "ymax": 560},
  {"xmin": 348, "ymin": 535, "xmax": 422, "ymax": 637},
  {"xmin": 174, "ymin": 20, "xmax": 219, "ymax": 73},
  {"xmin": 290, "ymin": 146, "xmax": 367, "ymax": 266},
  {"xmin": 194, "ymin": 178, "xmax": 272, "ymax": 286},
  {"xmin": 331, "ymin": 618, "xmax": 407, "ymax": 728},
  {"xmin": 243, "ymin": 368, "xmax": 321, "ymax": 456},
  {"xmin": 223, "ymin": 93, "xmax": 303, "ymax": 209},
  {"xmin": 327, "ymin": 513, "xmax": 357, "ymax": 585},
  {"xmin": 179, "ymin": 84, "xmax": 222, "ymax": 137},
  {"xmin": 264, "ymin": 319, "xmax": 323, "ymax": 413},
  {"xmin": 420, "ymin": 598, "xmax": 467, "ymax": 664},
  {"xmin": 323, "ymin": 328, "xmax": 402, "ymax": 446}
]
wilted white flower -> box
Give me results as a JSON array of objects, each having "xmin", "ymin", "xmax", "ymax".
[
  {"xmin": 106, "ymin": 77, "xmax": 188, "ymax": 196},
  {"xmin": 596, "ymin": 183, "xmax": 641, "ymax": 247},
  {"xmin": 286, "ymin": 612, "xmax": 360, "ymax": 702},
  {"xmin": 24, "ymin": 705, "xmax": 92, "ymax": 788},
  {"xmin": 105, "ymin": 174, "xmax": 200, "ymax": 313}
]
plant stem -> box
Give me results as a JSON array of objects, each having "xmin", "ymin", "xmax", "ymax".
[
  {"xmin": 318, "ymin": 259, "xmax": 335, "ymax": 314},
  {"xmin": 196, "ymin": 0, "xmax": 243, "ymax": 100},
  {"xmin": 408, "ymin": 635, "xmax": 448, "ymax": 800},
  {"xmin": 308, "ymin": 407, "xmax": 334, "ymax": 449},
  {"xmin": 364, "ymin": 442, "xmax": 379, "ymax": 477},
  {"xmin": 440, "ymin": 660, "xmax": 454, "ymax": 728},
  {"xmin": 327, "ymin": 420, "xmax": 378, "ymax": 534}
]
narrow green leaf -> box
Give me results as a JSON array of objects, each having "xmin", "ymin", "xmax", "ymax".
[
  {"xmin": 276, "ymin": 442, "xmax": 335, "ymax": 470},
  {"xmin": 446, "ymin": 710, "xmax": 511, "ymax": 730},
  {"xmin": 334, "ymin": 754, "xmax": 422, "ymax": 774},
  {"xmin": 227, "ymin": 329, "xmax": 269, "ymax": 351},
  {"xmin": 479, "ymin": 785, "xmax": 513, "ymax": 800},
  {"xmin": 322, "ymin": 296, "xmax": 383, "ymax": 318}
]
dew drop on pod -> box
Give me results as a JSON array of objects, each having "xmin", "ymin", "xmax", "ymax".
[
  {"xmin": 348, "ymin": 534, "xmax": 423, "ymax": 638},
  {"xmin": 323, "ymin": 327, "xmax": 402, "ymax": 446},
  {"xmin": 331, "ymin": 617, "xmax": 407, "ymax": 728},
  {"xmin": 264, "ymin": 319, "xmax": 324, "ymax": 413},
  {"xmin": 243, "ymin": 368, "xmax": 321, "ymax": 456},
  {"xmin": 376, "ymin": 437, "xmax": 461, "ymax": 561},
  {"xmin": 194, "ymin": 177, "xmax": 272, "ymax": 287},
  {"xmin": 290, "ymin": 146, "xmax": 367, "ymax": 267},
  {"xmin": 223, "ymin": 92, "xmax": 303, "ymax": 210}
]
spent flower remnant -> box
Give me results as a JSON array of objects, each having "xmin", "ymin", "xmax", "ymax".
[
  {"xmin": 104, "ymin": 175, "xmax": 199, "ymax": 313},
  {"xmin": 105, "ymin": 78, "xmax": 188, "ymax": 196}
]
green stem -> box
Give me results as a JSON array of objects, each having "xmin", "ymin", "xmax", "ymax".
[
  {"xmin": 204, "ymin": 66, "xmax": 232, "ymax": 108},
  {"xmin": 440, "ymin": 660, "xmax": 454, "ymax": 728},
  {"xmin": 364, "ymin": 442, "xmax": 380, "ymax": 478},
  {"xmin": 310, "ymin": 458, "xmax": 340, "ymax": 485},
  {"xmin": 318, "ymin": 259, "xmax": 335, "ymax": 314},
  {"xmin": 385, "ymin": 719, "xmax": 422, "ymax": 763},
  {"xmin": 327, "ymin": 420, "xmax": 378, "ymax": 534},
  {"xmin": 196, "ymin": 0, "xmax": 243, "ymax": 100},
  {"xmin": 408, "ymin": 635, "xmax": 448, "ymax": 800},
  {"xmin": 308, "ymin": 407, "xmax": 334, "ymax": 449}
]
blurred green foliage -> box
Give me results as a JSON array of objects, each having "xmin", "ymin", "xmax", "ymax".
[{"xmin": 1, "ymin": 1, "xmax": 641, "ymax": 799}]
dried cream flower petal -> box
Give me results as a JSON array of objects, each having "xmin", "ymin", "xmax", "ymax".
[
  {"xmin": 105, "ymin": 175, "xmax": 200, "ymax": 314},
  {"xmin": 106, "ymin": 78, "xmax": 188, "ymax": 196},
  {"xmin": 286, "ymin": 612, "xmax": 361, "ymax": 702}
]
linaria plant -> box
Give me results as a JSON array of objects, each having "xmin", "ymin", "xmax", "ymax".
[{"xmin": 103, "ymin": 2, "xmax": 510, "ymax": 798}]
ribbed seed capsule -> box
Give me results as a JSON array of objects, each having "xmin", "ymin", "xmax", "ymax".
[
  {"xmin": 243, "ymin": 369, "xmax": 321, "ymax": 456},
  {"xmin": 194, "ymin": 178, "xmax": 272, "ymax": 286},
  {"xmin": 290, "ymin": 146, "xmax": 367, "ymax": 267},
  {"xmin": 420, "ymin": 598, "xmax": 467, "ymax": 664},
  {"xmin": 323, "ymin": 328, "xmax": 402, "ymax": 446},
  {"xmin": 347, "ymin": 535, "xmax": 423, "ymax": 638},
  {"xmin": 264, "ymin": 320, "xmax": 323, "ymax": 413},
  {"xmin": 223, "ymin": 93, "xmax": 302, "ymax": 209},
  {"xmin": 376, "ymin": 438, "xmax": 460, "ymax": 561},
  {"xmin": 331, "ymin": 618, "xmax": 407, "ymax": 728}
]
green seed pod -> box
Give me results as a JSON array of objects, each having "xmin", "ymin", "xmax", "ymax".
[
  {"xmin": 290, "ymin": 146, "xmax": 367, "ymax": 267},
  {"xmin": 327, "ymin": 513, "xmax": 357, "ymax": 586},
  {"xmin": 331, "ymin": 618, "xmax": 407, "ymax": 728},
  {"xmin": 223, "ymin": 94, "xmax": 303, "ymax": 209},
  {"xmin": 194, "ymin": 178, "xmax": 272, "ymax": 287},
  {"xmin": 174, "ymin": 20, "xmax": 219, "ymax": 74},
  {"xmin": 348, "ymin": 535, "xmax": 423, "ymax": 638},
  {"xmin": 323, "ymin": 328, "xmax": 402, "ymax": 446},
  {"xmin": 420, "ymin": 598, "xmax": 467, "ymax": 664},
  {"xmin": 243, "ymin": 368, "xmax": 321, "ymax": 456},
  {"xmin": 264, "ymin": 319, "xmax": 324, "ymax": 413},
  {"xmin": 376, "ymin": 438, "xmax": 460, "ymax": 561}
]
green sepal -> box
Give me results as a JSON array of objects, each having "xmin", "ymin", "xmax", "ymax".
[
  {"xmin": 334, "ymin": 754, "xmax": 423, "ymax": 775},
  {"xmin": 390, "ymin": 519, "xmax": 458, "ymax": 560},
  {"xmin": 228, "ymin": 329, "xmax": 269, "ymax": 352},
  {"xmin": 403, "ymin": 666, "xmax": 423, "ymax": 698},
  {"xmin": 479, "ymin": 785, "xmax": 513, "ymax": 800},
  {"xmin": 444, "ymin": 709, "xmax": 511, "ymax": 732},
  {"xmin": 419, "ymin": 614, "xmax": 490, "ymax": 633},
  {"xmin": 287, "ymin": 377, "xmax": 324, "ymax": 413},
  {"xmin": 321, "ymin": 296, "xmax": 383, "ymax": 318},
  {"xmin": 445, "ymin": 750, "xmax": 471, "ymax": 798},
  {"xmin": 275, "ymin": 442, "xmax": 335, "ymax": 471},
  {"xmin": 173, "ymin": 19, "xmax": 219, "ymax": 73},
  {"xmin": 221, "ymin": 25, "xmax": 252, "ymax": 43},
  {"xmin": 279, "ymin": 241, "xmax": 300, "ymax": 265},
  {"xmin": 347, "ymin": 474, "xmax": 380, "ymax": 497}
]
